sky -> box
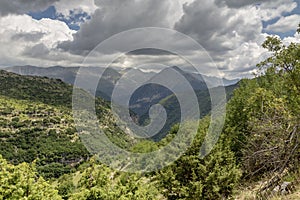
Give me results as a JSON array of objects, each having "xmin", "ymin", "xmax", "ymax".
[{"xmin": 0, "ymin": 0, "xmax": 299, "ymax": 79}]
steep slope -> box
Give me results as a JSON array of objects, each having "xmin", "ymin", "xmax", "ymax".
[
  {"xmin": 139, "ymin": 83, "xmax": 239, "ymax": 140},
  {"xmin": 0, "ymin": 95, "xmax": 89, "ymax": 178},
  {"xmin": 0, "ymin": 70, "xmax": 134, "ymax": 178},
  {"xmin": 0, "ymin": 70, "xmax": 73, "ymax": 108},
  {"xmin": 5, "ymin": 66, "xmax": 121, "ymax": 101}
]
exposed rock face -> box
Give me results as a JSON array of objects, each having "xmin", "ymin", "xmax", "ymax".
[{"xmin": 273, "ymin": 182, "xmax": 294, "ymax": 196}]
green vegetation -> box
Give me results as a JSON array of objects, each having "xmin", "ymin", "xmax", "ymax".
[
  {"xmin": 229, "ymin": 34, "xmax": 300, "ymax": 177},
  {"xmin": 140, "ymin": 84, "xmax": 238, "ymax": 140},
  {"xmin": 0, "ymin": 95, "xmax": 89, "ymax": 178},
  {"xmin": 0, "ymin": 70, "xmax": 73, "ymax": 108},
  {"xmin": 0, "ymin": 25, "xmax": 300, "ymax": 199},
  {"xmin": 156, "ymin": 118, "xmax": 241, "ymax": 199},
  {"xmin": 225, "ymin": 28, "xmax": 300, "ymax": 198},
  {"xmin": 0, "ymin": 70, "xmax": 134, "ymax": 179},
  {"xmin": 0, "ymin": 155, "xmax": 62, "ymax": 200},
  {"xmin": 55, "ymin": 158, "xmax": 162, "ymax": 200}
]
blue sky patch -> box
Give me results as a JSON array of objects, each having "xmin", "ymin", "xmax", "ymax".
[
  {"xmin": 28, "ymin": 6, "xmax": 91, "ymax": 31},
  {"xmin": 262, "ymin": 2, "xmax": 299, "ymax": 38}
]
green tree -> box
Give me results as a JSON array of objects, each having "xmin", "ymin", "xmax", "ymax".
[
  {"xmin": 157, "ymin": 118, "xmax": 241, "ymax": 199},
  {"xmin": 223, "ymin": 25, "xmax": 300, "ymax": 198},
  {"xmin": 56, "ymin": 158, "xmax": 162, "ymax": 200},
  {"xmin": 0, "ymin": 155, "xmax": 62, "ymax": 200}
]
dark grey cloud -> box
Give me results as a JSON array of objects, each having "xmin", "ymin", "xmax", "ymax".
[
  {"xmin": 59, "ymin": 0, "xmax": 172, "ymax": 55},
  {"xmin": 174, "ymin": 0, "xmax": 261, "ymax": 53},
  {"xmin": 22, "ymin": 43, "xmax": 50, "ymax": 57},
  {"xmin": 214, "ymin": 0, "xmax": 264, "ymax": 8},
  {"xmin": 0, "ymin": 0, "xmax": 59, "ymax": 16},
  {"xmin": 11, "ymin": 32, "xmax": 45, "ymax": 42},
  {"xmin": 175, "ymin": 1, "xmax": 228, "ymax": 52}
]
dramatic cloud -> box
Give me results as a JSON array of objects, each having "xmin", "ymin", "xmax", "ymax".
[
  {"xmin": 220, "ymin": 34, "xmax": 269, "ymax": 78},
  {"xmin": 59, "ymin": 0, "xmax": 177, "ymax": 54},
  {"xmin": 172, "ymin": 0, "xmax": 299, "ymax": 78},
  {"xmin": 214, "ymin": 0, "xmax": 297, "ymax": 18},
  {"xmin": 174, "ymin": 0, "xmax": 262, "ymax": 53},
  {"xmin": 0, "ymin": 15, "xmax": 74, "ymax": 48},
  {"xmin": 265, "ymin": 14, "xmax": 300, "ymax": 32},
  {"xmin": 0, "ymin": 0, "xmax": 299, "ymax": 79},
  {"xmin": 0, "ymin": 0, "xmax": 59, "ymax": 16}
]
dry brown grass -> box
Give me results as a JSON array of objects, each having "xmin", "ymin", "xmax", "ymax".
[{"xmin": 233, "ymin": 181, "xmax": 300, "ymax": 200}]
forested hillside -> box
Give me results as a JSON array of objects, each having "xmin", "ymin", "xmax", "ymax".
[
  {"xmin": 0, "ymin": 70, "xmax": 134, "ymax": 179},
  {"xmin": 0, "ymin": 26, "xmax": 300, "ymax": 199}
]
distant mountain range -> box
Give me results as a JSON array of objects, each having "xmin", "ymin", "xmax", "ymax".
[
  {"xmin": 6, "ymin": 65, "xmax": 239, "ymax": 106},
  {"xmin": 5, "ymin": 65, "xmax": 240, "ymax": 139},
  {"xmin": 6, "ymin": 65, "xmax": 239, "ymax": 89}
]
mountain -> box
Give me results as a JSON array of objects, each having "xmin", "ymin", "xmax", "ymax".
[
  {"xmin": 0, "ymin": 69, "xmax": 73, "ymax": 107},
  {"xmin": 5, "ymin": 65, "xmax": 240, "ymax": 132},
  {"xmin": 0, "ymin": 70, "xmax": 134, "ymax": 178},
  {"xmin": 5, "ymin": 65, "xmax": 79, "ymax": 85},
  {"xmin": 6, "ymin": 65, "xmax": 239, "ymax": 96},
  {"xmin": 139, "ymin": 83, "xmax": 239, "ymax": 140},
  {"xmin": 192, "ymin": 73, "xmax": 240, "ymax": 87},
  {"xmin": 126, "ymin": 66, "xmax": 238, "ymax": 117},
  {"xmin": 5, "ymin": 65, "xmax": 120, "ymax": 101}
]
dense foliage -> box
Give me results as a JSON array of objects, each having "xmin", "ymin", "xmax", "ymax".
[
  {"xmin": 224, "ymin": 27, "xmax": 300, "ymax": 197},
  {"xmin": 226, "ymin": 34, "xmax": 300, "ymax": 178},
  {"xmin": 55, "ymin": 158, "xmax": 162, "ymax": 200},
  {"xmin": 156, "ymin": 118, "xmax": 241, "ymax": 199},
  {"xmin": 0, "ymin": 155, "xmax": 62, "ymax": 200},
  {"xmin": 1, "ymin": 25, "xmax": 300, "ymax": 199},
  {"xmin": 0, "ymin": 95, "xmax": 89, "ymax": 178}
]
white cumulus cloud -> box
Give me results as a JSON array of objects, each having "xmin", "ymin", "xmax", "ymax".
[
  {"xmin": 0, "ymin": 14, "xmax": 75, "ymax": 67},
  {"xmin": 265, "ymin": 14, "xmax": 300, "ymax": 32}
]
